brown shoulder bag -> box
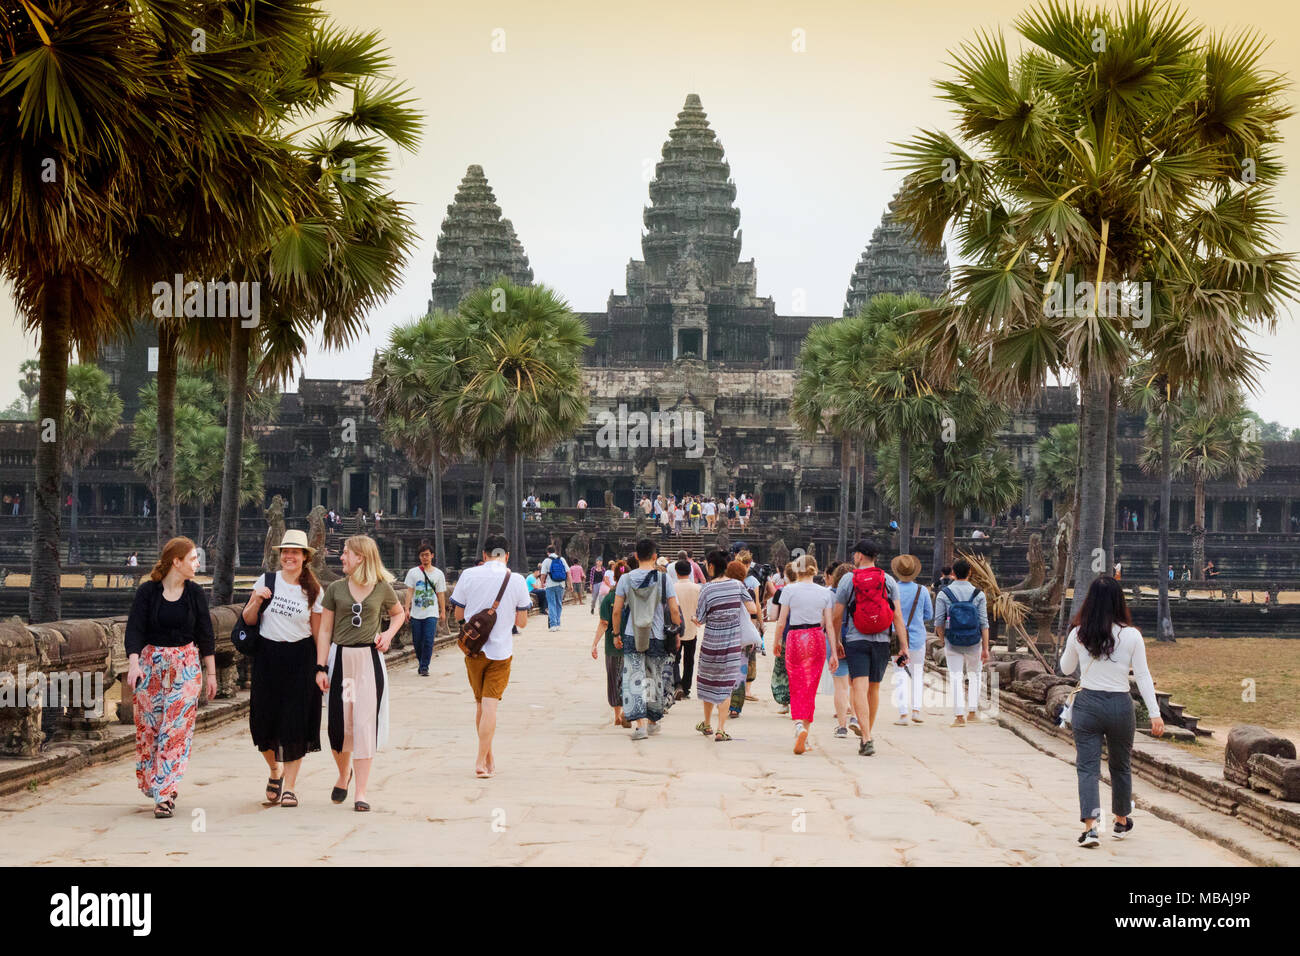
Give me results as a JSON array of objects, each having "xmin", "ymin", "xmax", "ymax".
[{"xmin": 458, "ymin": 568, "xmax": 512, "ymax": 659}]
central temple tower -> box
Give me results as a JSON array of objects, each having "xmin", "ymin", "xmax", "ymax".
[{"xmin": 585, "ymin": 94, "xmax": 783, "ymax": 366}]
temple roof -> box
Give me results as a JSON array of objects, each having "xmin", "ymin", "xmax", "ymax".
[
  {"xmin": 844, "ymin": 190, "xmax": 949, "ymax": 316},
  {"xmin": 641, "ymin": 94, "xmax": 742, "ymax": 280},
  {"xmin": 428, "ymin": 164, "xmax": 534, "ymax": 314}
]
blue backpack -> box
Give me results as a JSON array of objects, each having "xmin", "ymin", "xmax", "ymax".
[
  {"xmin": 548, "ymin": 557, "xmax": 567, "ymax": 583},
  {"xmin": 941, "ymin": 585, "xmax": 982, "ymax": 646}
]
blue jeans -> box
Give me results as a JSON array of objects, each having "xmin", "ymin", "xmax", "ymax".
[
  {"xmin": 545, "ymin": 586, "xmax": 563, "ymax": 627},
  {"xmin": 410, "ymin": 617, "xmax": 437, "ymax": 671}
]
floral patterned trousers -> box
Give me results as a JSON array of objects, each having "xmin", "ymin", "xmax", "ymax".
[{"xmin": 133, "ymin": 644, "xmax": 201, "ymax": 802}]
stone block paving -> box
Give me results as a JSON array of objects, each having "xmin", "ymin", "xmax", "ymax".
[{"xmin": 0, "ymin": 608, "xmax": 1256, "ymax": 866}]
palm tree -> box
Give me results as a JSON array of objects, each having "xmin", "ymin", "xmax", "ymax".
[
  {"xmin": 18, "ymin": 360, "xmax": 39, "ymax": 415},
  {"xmin": 200, "ymin": 24, "xmax": 422, "ymax": 606},
  {"xmin": 1141, "ymin": 390, "xmax": 1264, "ymax": 582},
  {"xmin": 792, "ymin": 320, "xmax": 859, "ymax": 559},
  {"xmin": 842, "ymin": 294, "xmax": 942, "ymax": 556},
  {"xmin": 891, "ymin": 0, "xmax": 1295, "ymax": 620},
  {"xmin": 0, "ymin": 2, "xmax": 205, "ymax": 621},
  {"xmin": 370, "ymin": 313, "xmax": 464, "ymax": 565},
  {"xmin": 49, "ymin": 364, "xmax": 123, "ymax": 565},
  {"xmin": 438, "ymin": 280, "xmax": 591, "ymax": 572}
]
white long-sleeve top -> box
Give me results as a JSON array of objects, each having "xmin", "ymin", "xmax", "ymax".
[{"xmin": 1059, "ymin": 624, "xmax": 1159, "ymax": 717}]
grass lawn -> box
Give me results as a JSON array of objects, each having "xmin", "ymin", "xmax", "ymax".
[{"xmin": 1144, "ymin": 637, "xmax": 1300, "ymax": 759}]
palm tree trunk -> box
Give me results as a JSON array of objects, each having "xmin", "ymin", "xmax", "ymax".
[
  {"xmin": 515, "ymin": 450, "xmax": 526, "ymax": 566},
  {"xmin": 424, "ymin": 460, "xmax": 435, "ymax": 529},
  {"xmin": 198, "ymin": 500, "xmax": 205, "ymax": 557},
  {"xmin": 944, "ymin": 508, "xmax": 955, "ymax": 567},
  {"xmin": 31, "ymin": 280, "xmax": 71, "ymax": 623},
  {"xmin": 1157, "ymin": 408, "xmax": 1175, "ymax": 641},
  {"xmin": 155, "ymin": 324, "xmax": 178, "ymax": 546},
  {"xmin": 1070, "ymin": 376, "xmax": 1110, "ymax": 620},
  {"xmin": 69, "ymin": 469, "xmax": 81, "ymax": 566},
  {"xmin": 476, "ymin": 456, "xmax": 494, "ymax": 556},
  {"xmin": 1102, "ymin": 377, "xmax": 1118, "ymax": 568},
  {"xmin": 931, "ymin": 438, "xmax": 947, "ymax": 577},
  {"xmin": 502, "ymin": 445, "xmax": 517, "ymax": 571},
  {"xmin": 213, "ymin": 324, "xmax": 252, "ymax": 606},
  {"xmin": 836, "ymin": 435, "xmax": 850, "ymax": 560},
  {"xmin": 899, "ymin": 435, "xmax": 912, "ymax": 555},
  {"xmin": 1192, "ymin": 477, "xmax": 1206, "ymax": 582},
  {"xmin": 430, "ymin": 441, "xmax": 446, "ymax": 569}
]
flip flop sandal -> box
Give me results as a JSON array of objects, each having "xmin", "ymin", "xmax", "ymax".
[
  {"xmin": 153, "ymin": 802, "xmax": 174, "ymax": 819},
  {"xmin": 354, "ymin": 801, "xmax": 370, "ymax": 812},
  {"xmin": 694, "ymin": 721, "xmax": 713, "ymax": 736},
  {"xmin": 728, "ymin": 709, "xmax": 741, "ymax": 719},
  {"xmin": 280, "ymin": 791, "xmax": 298, "ymax": 808},
  {"xmin": 265, "ymin": 776, "xmax": 283, "ymax": 804},
  {"xmin": 331, "ymin": 769, "xmax": 353, "ymax": 804},
  {"xmin": 714, "ymin": 731, "xmax": 732, "ymax": 742}
]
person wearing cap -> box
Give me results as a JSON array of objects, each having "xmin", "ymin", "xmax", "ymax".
[
  {"xmin": 242, "ymin": 529, "xmax": 324, "ymax": 808},
  {"xmin": 890, "ymin": 554, "xmax": 933, "ymax": 726},
  {"xmin": 832, "ymin": 539, "xmax": 908, "ymax": 756}
]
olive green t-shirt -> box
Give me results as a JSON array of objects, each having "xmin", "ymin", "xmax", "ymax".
[{"xmin": 322, "ymin": 578, "xmax": 400, "ymax": 646}]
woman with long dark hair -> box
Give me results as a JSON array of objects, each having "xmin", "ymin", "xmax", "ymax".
[
  {"xmin": 692, "ymin": 550, "xmax": 758, "ymax": 742},
  {"xmin": 1060, "ymin": 576, "xmax": 1165, "ymax": 847},
  {"xmin": 124, "ymin": 537, "xmax": 216, "ymax": 818}
]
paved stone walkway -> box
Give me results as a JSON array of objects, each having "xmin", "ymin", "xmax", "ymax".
[{"xmin": 0, "ymin": 608, "xmax": 1261, "ymax": 866}]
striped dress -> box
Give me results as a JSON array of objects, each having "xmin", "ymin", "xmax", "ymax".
[{"xmin": 694, "ymin": 578, "xmax": 754, "ymax": 704}]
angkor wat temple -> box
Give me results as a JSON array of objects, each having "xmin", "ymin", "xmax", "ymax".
[{"xmin": 3, "ymin": 93, "xmax": 1299, "ymax": 548}]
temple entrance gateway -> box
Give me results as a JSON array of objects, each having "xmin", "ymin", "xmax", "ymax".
[{"xmin": 670, "ymin": 467, "xmax": 701, "ymax": 496}]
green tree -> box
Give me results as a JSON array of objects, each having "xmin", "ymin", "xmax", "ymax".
[
  {"xmin": 437, "ymin": 280, "xmax": 591, "ymax": 571},
  {"xmin": 18, "ymin": 360, "xmax": 39, "ymax": 415},
  {"xmin": 891, "ymin": 0, "xmax": 1295, "ymax": 620},
  {"xmin": 38, "ymin": 364, "xmax": 123, "ymax": 565},
  {"xmin": 369, "ymin": 313, "xmax": 464, "ymax": 564},
  {"xmin": 1140, "ymin": 389, "xmax": 1264, "ymax": 582}
]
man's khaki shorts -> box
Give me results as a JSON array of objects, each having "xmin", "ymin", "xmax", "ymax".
[{"xmin": 465, "ymin": 654, "xmax": 512, "ymax": 701}]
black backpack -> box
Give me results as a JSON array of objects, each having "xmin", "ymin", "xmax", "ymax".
[{"xmin": 232, "ymin": 573, "xmax": 277, "ymax": 656}]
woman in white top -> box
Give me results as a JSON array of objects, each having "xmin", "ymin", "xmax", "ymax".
[
  {"xmin": 1060, "ymin": 577, "xmax": 1165, "ymax": 847},
  {"xmin": 241, "ymin": 530, "xmax": 324, "ymax": 808},
  {"xmin": 773, "ymin": 555, "xmax": 838, "ymax": 754}
]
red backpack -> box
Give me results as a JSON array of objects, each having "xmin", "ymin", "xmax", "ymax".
[{"xmin": 850, "ymin": 566, "xmax": 893, "ymax": 635}]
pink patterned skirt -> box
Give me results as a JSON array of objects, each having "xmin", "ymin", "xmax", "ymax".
[{"xmin": 133, "ymin": 644, "xmax": 201, "ymax": 801}]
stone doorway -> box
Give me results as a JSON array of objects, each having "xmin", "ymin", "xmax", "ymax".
[{"xmin": 670, "ymin": 467, "xmax": 701, "ymax": 496}]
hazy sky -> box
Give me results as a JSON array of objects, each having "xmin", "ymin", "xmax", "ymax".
[{"xmin": 3, "ymin": 0, "xmax": 1298, "ymax": 423}]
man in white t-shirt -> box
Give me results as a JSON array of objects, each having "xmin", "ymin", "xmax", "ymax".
[
  {"xmin": 450, "ymin": 535, "xmax": 532, "ymax": 778},
  {"xmin": 403, "ymin": 544, "xmax": 447, "ymax": 677}
]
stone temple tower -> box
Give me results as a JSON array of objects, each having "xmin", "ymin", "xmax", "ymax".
[
  {"xmin": 427, "ymin": 164, "xmax": 534, "ymax": 314},
  {"xmin": 587, "ymin": 94, "xmax": 779, "ymax": 365},
  {"xmin": 844, "ymin": 190, "xmax": 949, "ymax": 316}
]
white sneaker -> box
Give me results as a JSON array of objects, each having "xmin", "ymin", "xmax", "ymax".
[
  {"xmin": 631, "ymin": 727, "xmax": 648, "ymax": 741},
  {"xmin": 894, "ymin": 715, "xmax": 909, "ymax": 726},
  {"xmin": 647, "ymin": 721, "xmax": 662, "ymax": 736}
]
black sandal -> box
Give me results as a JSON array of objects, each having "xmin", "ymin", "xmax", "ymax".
[
  {"xmin": 354, "ymin": 800, "xmax": 370, "ymax": 812},
  {"xmin": 280, "ymin": 790, "xmax": 298, "ymax": 808},
  {"xmin": 331, "ymin": 769, "xmax": 353, "ymax": 804},
  {"xmin": 153, "ymin": 802, "xmax": 174, "ymax": 819},
  {"xmin": 265, "ymin": 776, "xmax": 283, "ymax": 804}
]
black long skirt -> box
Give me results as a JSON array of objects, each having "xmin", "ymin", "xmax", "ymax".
[{"xmin": 249, "ymin": 638, "xmax": 322, "ymax": 763}]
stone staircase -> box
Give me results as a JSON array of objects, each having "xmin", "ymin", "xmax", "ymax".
[{"xmin": 1153, "ymin": 688, "xmax": 1209, "ymax": 737}]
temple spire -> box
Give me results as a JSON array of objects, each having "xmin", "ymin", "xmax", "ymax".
[
  {"xmin": 641, "ymin": 94, "xmax": 741, "ymax": 284},
  {"xmin": 428, "ymin": 164, "xmax": 534, "ymax": 314},
  {"xmin": 844, "ymin": 190, "xmax": 949, "ymax": 316}
]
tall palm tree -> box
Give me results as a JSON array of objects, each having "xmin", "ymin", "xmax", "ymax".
[
  {"xmin": 1141, "ymin": 389, "xmax": 1264, "ymax": 582},
  {"xmin": 199, "ymin": 24, "xmax": 422, "ymax": 606},
  {"xmin": 50, "ymin": 364, "xmax": 122, "ymax": 565},
  {"xmin": 792, "ymin": 320, "xmax": 859, "ymax": 559},
  {"xmin": 891, "ymin": 0, "xmax": 1295, "ymax": 619},
  {"xmin": 0, "ymin": 1, "xmax": 205, "ymax": 621},
  {"xmin": 438, "ymin": 280, "xmax": 591, "ymax": 572},
  {"xmin": 370, "ymin": 313, "xmax": 464, "ymax": 565}
]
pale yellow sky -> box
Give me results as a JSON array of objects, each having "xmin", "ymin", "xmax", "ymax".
[{"xmin": 3, "ymin": 0, "xmax": 1298, "ymax": 421}]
